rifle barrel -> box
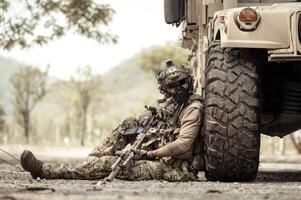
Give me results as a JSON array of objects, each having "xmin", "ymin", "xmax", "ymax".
[
  {"xmin": 103, "ymin": 110, "xmax": 161, "ymax": 183},
  {"xmin": 111, "ymin": 156, "xmax": 123, "ymax": 170},
  {"xmin": 106, "ymin": 166, "xmax": 121, "ymax": 182}
]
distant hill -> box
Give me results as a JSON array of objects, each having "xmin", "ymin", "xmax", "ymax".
[
  {"xmin": 103, "ymin": 56, "xmax": 159, "ymax": 96},
  {"xmin": 0, "ymin": 56, "xmax": 57, "ymax": 116},
  {"xmin": 0, "ymin": 54, "xmax": 162, "ymax": 138},
  {"xmin": 103, "ymin": 57, "xmax": 148, "ymax": 92},
  {"xmin": 0, "ymin": 56, "xmax": 26, "ymax": 115},
  {"xmin": 30, "ymin": 55, "xmax": 162, "ymax": 144},
  {"xmin": 98, "ymin": 56, "xmax": 162, "ymax": 129},
  {"xmin": 0, "ymin": 56, "xmax": 24, "ymax": 95}
]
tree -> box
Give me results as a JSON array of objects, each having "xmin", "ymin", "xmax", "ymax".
[
  {"xmin": 0, "ymin": 103, "xmax": 5, "ymax": 133},
  {"xmin": 138, "ymin": 42, "xmax": 188, "ymax": 75},
  {"xmin": 71, "ymin": 66, "xmax": 102, "ymax": 146},
  {"xmin": 0, "ymin": 0, "xmax": 117, "ymax": 49},
  {"xmin": 10, "ymin": 66, "xmax": 48, "ymax": 143},
  {"xmin": 53, "ymin": 66, "xmax": 102, "ymax": 146}
]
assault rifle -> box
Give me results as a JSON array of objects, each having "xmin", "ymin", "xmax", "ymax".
[{"xmin": 102, "ymin": 106, "xmax": 163, "ymax": 183}]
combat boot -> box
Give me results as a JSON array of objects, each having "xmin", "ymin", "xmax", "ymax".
[{"xmin": 20, "ymin": 150, "xmax": 44, "ymax": 179}]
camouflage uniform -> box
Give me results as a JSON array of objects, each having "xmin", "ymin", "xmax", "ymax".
[
  {"xmin": 42, "ymin": 95, "xmax": 203, "ymax": 182},
  {"xmin": 28, "ymin": 59, "xmax": 205, "ymax": 182}
]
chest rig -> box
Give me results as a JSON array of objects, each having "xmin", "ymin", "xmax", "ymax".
[
  {"xmin": 135, "ymin": 94, "xmax": 203, "ymax": 151},
  {"xmin": 157, "ymin": 94, "xmax": 203, "ymax": 149},
  {"xmin": 155, "ymin": 97, "xmax": 190, "ymax": 149},
  {"xmin": 138, "ymin": 97, "xmax": 183, "ymax": 150}
]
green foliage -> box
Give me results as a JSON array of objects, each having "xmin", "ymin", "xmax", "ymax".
[
  {"xmin": 138, "ymin": 42, "xmax": 188, "ymax": 75},
  {"xmin": 10, "ymin": 66, "xmax": 48, "ymax": 143},
  {"xmin": 0, "ymin": 0, "xmax": 117, "ymax": 49}
]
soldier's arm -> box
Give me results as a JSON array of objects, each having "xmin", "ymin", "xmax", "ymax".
[{"xmin": 149, "ymin": 103, "xmax": 203, "ymax": 158}]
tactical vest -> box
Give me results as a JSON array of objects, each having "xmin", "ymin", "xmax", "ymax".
[
  {"xmin": 119, "ymin": 94, "xmax": 204, "ymax": 167},
  {"xmin": 157, "ymin": 94, "xmax": 204, "ymax": 155}
]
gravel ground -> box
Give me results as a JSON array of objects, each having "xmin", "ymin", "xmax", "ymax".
[
  {"xmin": 1, "ymin": 156, "xmax": 301, "ymax": 200},
  {"xmin": 1, "ymin": 146, "xmax": 301, "ymax": 200}
]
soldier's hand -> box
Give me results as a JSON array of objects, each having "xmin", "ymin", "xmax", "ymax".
[
  {"xmin": 132, "ymin": 149, "xmax": 147, "ymax": 159},
  {"xmin": 146, "ymin": 150, "xmax": 155, "ymax": 158}
]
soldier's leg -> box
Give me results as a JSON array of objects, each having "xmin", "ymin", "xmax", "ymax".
[
  {"xmin": 23, "ymin": 148, "xmax": 196, "ymax": 181},
  {"xmin": 88, "ymin": 117, "xmax": 138, "ymax": 158},
  {"xmin": 43, "ymin": 156, "xmax": 117, "ymax": 179},
  {"xmin": 116, "ymin": 160, "xmax": 196, "ymax": 182},
  {"xmin": 88, "ymin": 134, "xmax": 126, "ymax": 159},
  {"xmin": 161, "ymin": 160, "xmax": 197, "ymax": 182},
  {"xmin": 116, "ymin": 160, "xmax": 163, "ymax": 181}
]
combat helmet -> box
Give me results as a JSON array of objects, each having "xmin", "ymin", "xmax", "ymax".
[{"xmin": 157, "ymin": 59, "xmax": 194, "ymax": 103}]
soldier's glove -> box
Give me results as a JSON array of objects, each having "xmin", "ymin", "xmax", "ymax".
[
  {"xmin": 146, "ymin": 150, "xmax": 155, "ymax": 158},
  {"xmin": 132, "ymin": 149, "xmax": 147, "ymax": 160},
  {"xmin": 132, "ymin": 149, "xmax": 157, "ymax": 159}
]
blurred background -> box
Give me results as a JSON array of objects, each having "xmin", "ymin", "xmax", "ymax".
[
  {"xmin": 0, "ymin": 0, "xmax": 186, "ymax": 149},
  {"xmin": 0, "ymin": 0, "xmax": 300, "ymax": 159}
]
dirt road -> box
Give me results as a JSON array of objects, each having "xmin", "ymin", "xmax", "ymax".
[
  {"xmin": 1, "ymin": 156, "xmax": 301, "ymax": 200},
  {"xmin": 1, "ymin": 146, "xmax": 301, "ymax": 200}
]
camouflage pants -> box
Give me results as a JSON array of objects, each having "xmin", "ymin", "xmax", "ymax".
[
  {"xmin": 42, "ymin": 118, "xmax": 196, "ymax": 182},
  {"xmin": 42, "ymin": 156, "xmax": 196, "ymax": 182}
]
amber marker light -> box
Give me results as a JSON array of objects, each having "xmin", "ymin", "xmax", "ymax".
[
  {"xmin": 236, "ymin": 7, "xmax": 260, "ymax": 31},
  {"xmin": 238, "ymin": 7, "xmax": 258, "ymax": 23}
]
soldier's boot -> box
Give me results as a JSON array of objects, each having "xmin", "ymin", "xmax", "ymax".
[{"xmin": 20, "ymin": 150, "xmax": 44, "ymax": 179}]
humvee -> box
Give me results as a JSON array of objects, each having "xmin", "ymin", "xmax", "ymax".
[{"xmin": 164, "ymin": 0, "xmax": 301, "ymax": 181}]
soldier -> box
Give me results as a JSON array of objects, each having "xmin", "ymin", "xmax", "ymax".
[{"xmin": 20, "ymin": 59, "xmax": 204, "ymax": 182}]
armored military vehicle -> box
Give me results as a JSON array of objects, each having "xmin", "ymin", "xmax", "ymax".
[{"xmin": 164, "ymin": 0, "xmax": 301, "ymax": 181}]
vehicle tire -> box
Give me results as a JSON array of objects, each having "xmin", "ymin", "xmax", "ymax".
[
  {"xmin": 291, "ymin": 130, "xmax": 301, "ymax": 153},
  {"xmin": 204, "ymin": 42, "xmax": 261, "ymax": 181}
]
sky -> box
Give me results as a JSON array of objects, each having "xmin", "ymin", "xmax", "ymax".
[{"xmin": 0, "ymin": 0, "xmax": 181, "ymax": 80}]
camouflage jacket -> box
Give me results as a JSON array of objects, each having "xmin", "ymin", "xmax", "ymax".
[{"xmin": 154, "ymin": 94, "xmax": 204, "ymax": 161}]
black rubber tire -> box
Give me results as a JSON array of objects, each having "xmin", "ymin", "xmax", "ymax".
[
  {"xmin": 291, "ymin": 131, "xmax": 301, "ymax": 154},
  {"xmin": 204, "ymin": 43, "xmax": 261, "ymax": 182}
]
